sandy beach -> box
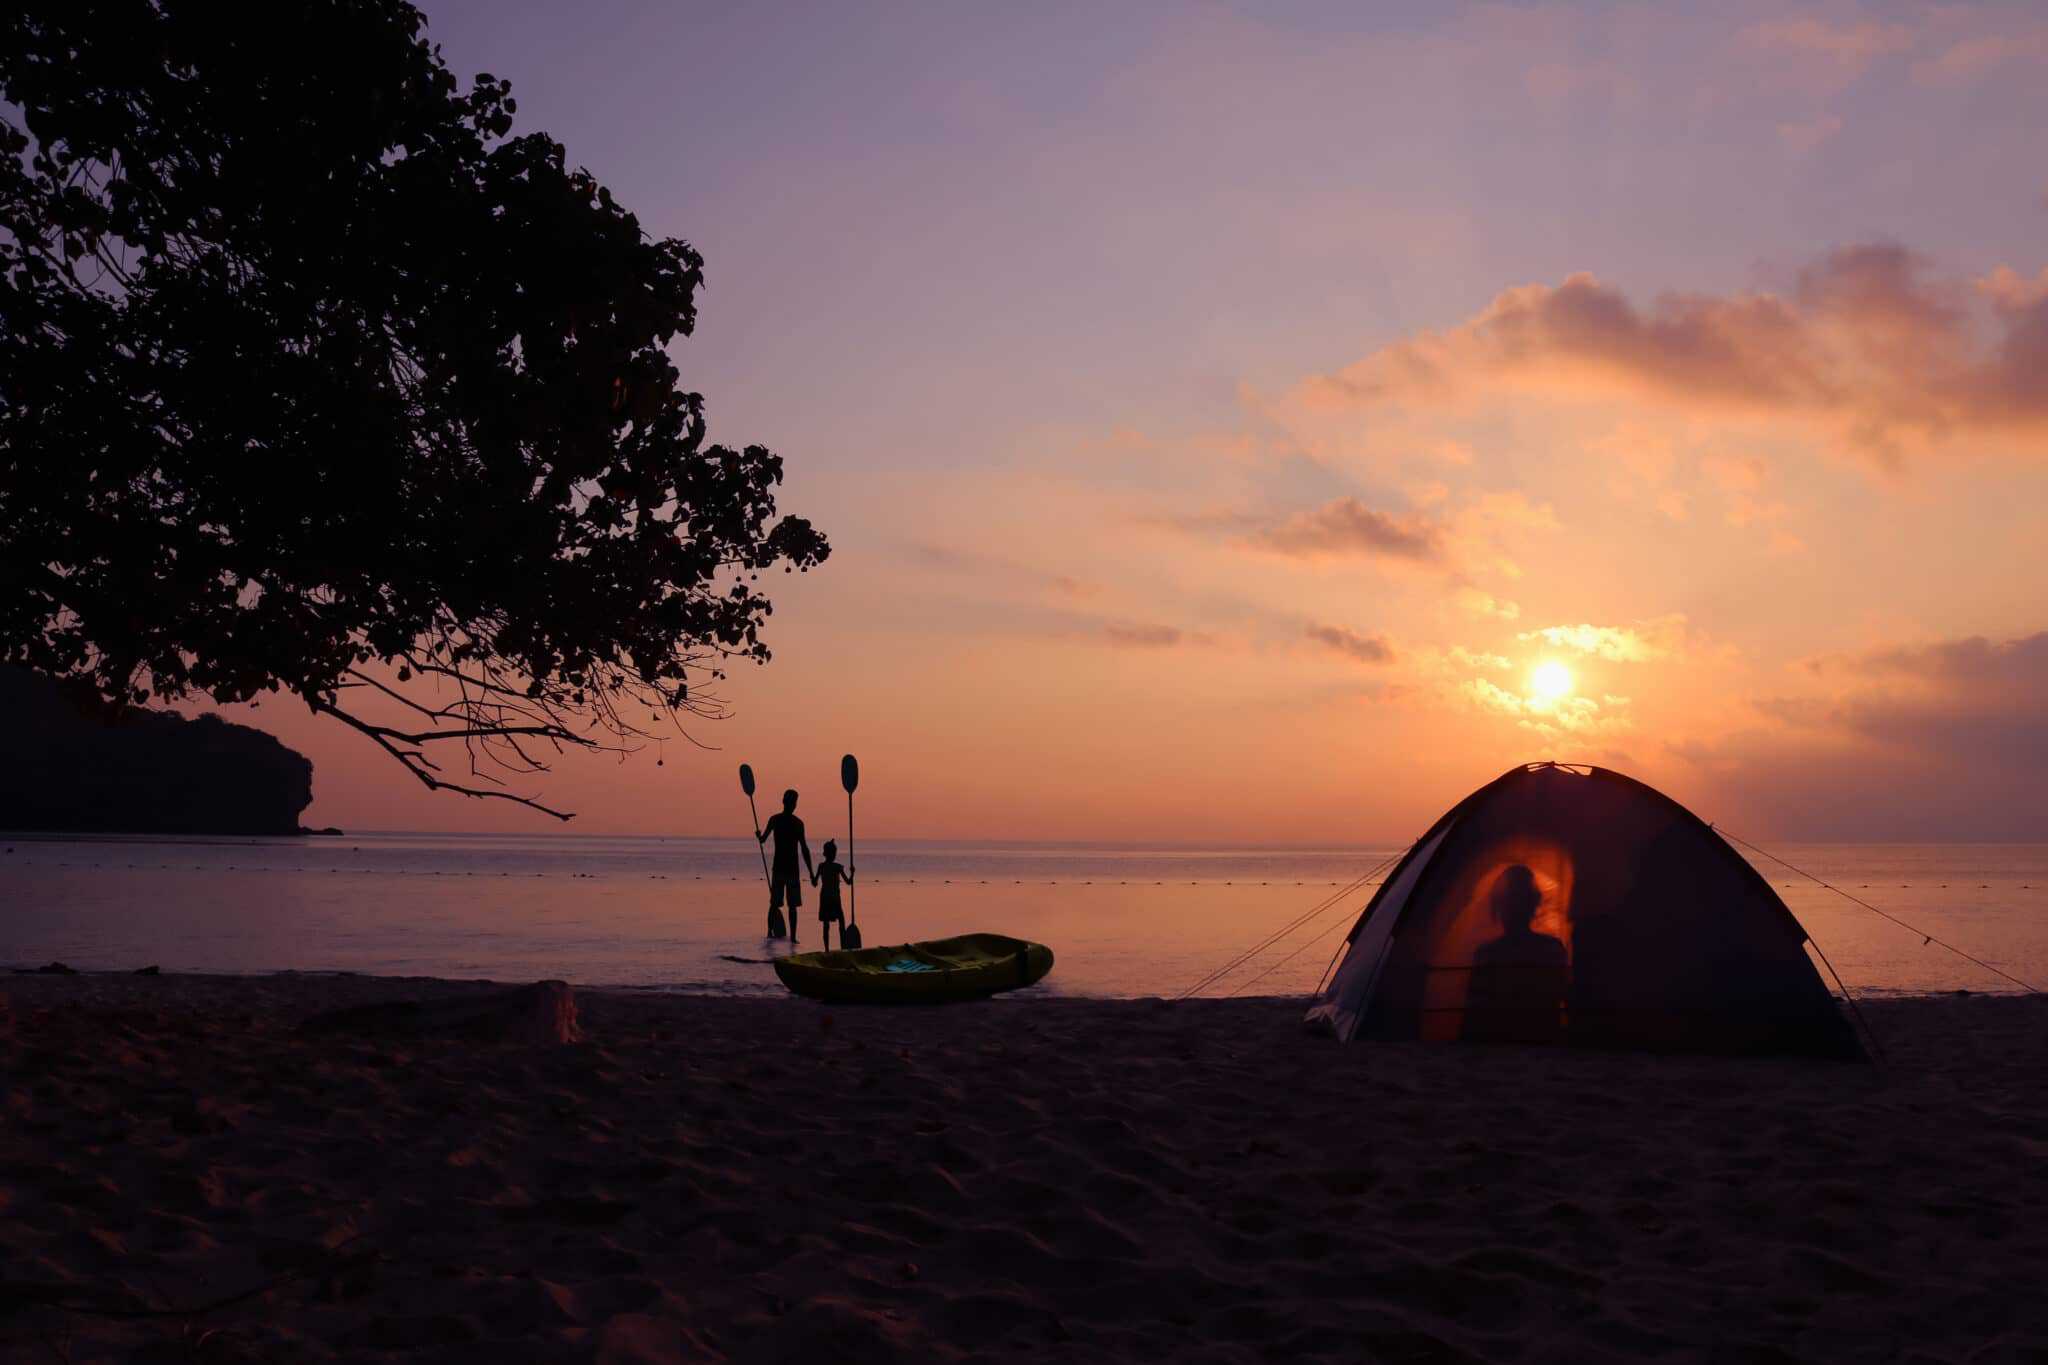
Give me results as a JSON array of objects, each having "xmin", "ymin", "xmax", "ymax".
[{"xmin": 2, "ymin": 973, "xmax": 2044, "ymax": 1363}]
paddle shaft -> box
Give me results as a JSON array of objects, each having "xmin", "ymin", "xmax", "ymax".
[
  {"xmin": 744, "ymin": 792, "xmax": 772, "ymax": 894},
  {"xmin": 846, "ymin": 790, "xmax": 857, "ymax": 925}
]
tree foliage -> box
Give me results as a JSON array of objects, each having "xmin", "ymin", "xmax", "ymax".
[{"xmin": 0, "ymin": 0, "xmax": 828, "ymax": 817}]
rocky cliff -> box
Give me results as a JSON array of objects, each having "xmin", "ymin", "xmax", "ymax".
[{"xmin": 0, "ymin": 668, "xmax": 315, "ymax": 835}]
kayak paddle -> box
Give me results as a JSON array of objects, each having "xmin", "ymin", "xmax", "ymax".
[
  {"xmin": 840, "ymin": 753, "xmax": 862, "ymax": 950},
  {"xmin": 740, "ymin": 763, "xmax": 785, "ymax": 939}
]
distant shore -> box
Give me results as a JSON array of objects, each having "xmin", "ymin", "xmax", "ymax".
[{"xmin": 2, "ymin": 974, "xmax": 2043, "ymax": 1362}]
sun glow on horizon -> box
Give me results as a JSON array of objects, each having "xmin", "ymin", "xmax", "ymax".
[{"xmin": 1529, "ymin": 660, "xmax": 1574, "ymax": 704}]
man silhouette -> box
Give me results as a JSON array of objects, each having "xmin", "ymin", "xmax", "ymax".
[{"xmin": 757, "ymin": 788, "xmax": 812, "ymax": 942}]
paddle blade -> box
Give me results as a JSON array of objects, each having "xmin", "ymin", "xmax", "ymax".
[
  {"xmin": 841, "ymin": 753, "xmax": 859, "ymax": 794},
  {"xmin": 739, "ymin": 763, "xmax": 756, "ymax": 797},
  {"xmin": 842, "ymin": 922, "xmax": 863, "ymax": 951}
]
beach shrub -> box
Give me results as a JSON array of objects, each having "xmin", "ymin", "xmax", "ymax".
[{"xmin": 0, "ymin": 0, "xmax": 829, "ymax": 819}]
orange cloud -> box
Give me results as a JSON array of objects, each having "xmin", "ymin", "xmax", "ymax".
[
  {"xmin": 1455, "ymin": 588, "xmax": 1520, "ymax": 620},
  {"xmin": 1802, "ymin": 631, "xmax": 2048, "ymax": 693},
  {"xmin": 1912, "ymin": 28, "xmax": 2048, "ymax": 84},
  {"xmin": 1305, "ymin": 623, "xmax": 1395, "ymax": 664},
  {"xmin": 1519, "ymin": 615, "xmax": 1689, "ymax": 662},
  {"xmin": 1979, "ymin": 265, "xmax": 2048, "ymax": 312},
  {"xmin": 1461, "ymin": 677, "xmax": 1628, "ymax": 738},
  {"xmin": 1103, "ymin": 622, "xmax": 1185, "ymax": 649},
  {"xmin": 1245, "ymin": 497, "xmax": 1446, "ymax": 562},
  {"xmin": 1776, "ymin": 112, "xmax": 1843, "ymax": 155},
  {"xmin": 1701, "ymin": 453, "xmax": 1790, "ymax": 525},
  {"xmin": 1461, "ymin": 489, "xmax": 1561, "ymax": 532},
  {"xmin": 1741, "ymin": 16, "xmax": 1914, "ymax": 71},
  {"xmin": 1682, "ymin": 630, "xmax": 2048, "ymax": 839},
  {"xmin": 1302, "ymin": 245, "xmax": 2048, "ymax": 464}
]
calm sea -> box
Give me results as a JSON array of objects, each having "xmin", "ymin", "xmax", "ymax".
[{"xmin": 2, "ymin": 833, "xmax": 2042, "ymax": 1000}]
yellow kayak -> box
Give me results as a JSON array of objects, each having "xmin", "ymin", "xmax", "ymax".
[{"xmin": 772, "ymin": 933, "xmax": 1054, "ymax": 1004}]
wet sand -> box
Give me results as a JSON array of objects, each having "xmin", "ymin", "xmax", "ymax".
[{"xmin": 2, "ymin": 974, "xmax": 2044, "ymax": 1362}]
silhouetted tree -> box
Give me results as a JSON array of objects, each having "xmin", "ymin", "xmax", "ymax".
[{"xmin": 0, "ymin": 0, "xmax": 828, "ymax": 818}]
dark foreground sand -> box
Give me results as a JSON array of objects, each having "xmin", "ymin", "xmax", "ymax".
[{"xmin": 2, "ymin": 974, "xmax": 2044, "ymax": 1364}]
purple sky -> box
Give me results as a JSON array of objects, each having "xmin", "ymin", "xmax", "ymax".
[{"xmin": 249, "ymin": 2, "xmax": 2048, "ymax": 840}]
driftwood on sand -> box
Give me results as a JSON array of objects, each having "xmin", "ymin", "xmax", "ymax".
[{"xmin": 296, "ymin": 980, "xmax": 580, "ymax": 1045}]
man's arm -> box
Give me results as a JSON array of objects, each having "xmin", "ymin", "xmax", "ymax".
[{"xmin": 800, "ymin": 828, "xmax": 814, "ymax": 875}]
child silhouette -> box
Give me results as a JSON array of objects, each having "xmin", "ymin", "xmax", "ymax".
[{"xmin": 811, "ymin": 839, "xmax": 854, "ymax": 951}]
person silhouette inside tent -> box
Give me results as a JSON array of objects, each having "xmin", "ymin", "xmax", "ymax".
[
  {"xmin": 757, "ymin": 789, "xmax": 812, "ymax": 942},
  {"xmin": 1461, "ymin": 863, "xmax": 1570, "ymax": 1044},
  {"xmin": 811, "ymin": 839, "xmax": 854, "ymax": 950}
]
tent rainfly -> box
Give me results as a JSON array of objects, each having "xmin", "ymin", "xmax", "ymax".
[{"xmin": 1306, "ymin": 763, "xmax": 1864, "ymax": 1058}]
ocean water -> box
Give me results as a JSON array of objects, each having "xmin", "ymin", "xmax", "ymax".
[{"xmin": 1, "ymin": 833, "xmax": 2043, "ymax": 1001}]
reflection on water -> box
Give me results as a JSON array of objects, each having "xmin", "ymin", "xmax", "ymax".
[{"xmin": 1, "ymin": 833, "xmax": 2044, "ymax": 999}]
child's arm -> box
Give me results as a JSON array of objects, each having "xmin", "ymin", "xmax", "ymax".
[{"xmin": 809, "ymin": 866, "xmax": 820, "ymax": 887}]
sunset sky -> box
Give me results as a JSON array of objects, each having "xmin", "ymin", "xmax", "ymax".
[{"xmin": 228, "ymin": 1, "xmax": 2048, "ymax": 843}]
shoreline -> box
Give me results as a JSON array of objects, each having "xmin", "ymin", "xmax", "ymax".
[
  {"xmin": 5, "ymin": 961, "xmax": 2034, "ymax": 1003},
  {"xmin": 4, "ymin": 974, "xmax": 2044, "ymax": 1361}
]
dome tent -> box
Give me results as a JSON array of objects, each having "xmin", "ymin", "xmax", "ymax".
[{"xmin": 1306, "ymin": 763, "xmax": 1863, "ymax": 1058}]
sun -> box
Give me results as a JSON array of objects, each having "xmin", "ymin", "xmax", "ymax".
[{"xmin": 1530, "ymin": 660, "xmax": 1574, "ymax": 703}]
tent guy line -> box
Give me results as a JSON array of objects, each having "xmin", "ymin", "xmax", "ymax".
[
  {"xmin": 1226, "ymin": 907, "xmax": 1370, "ymax": 1000},
  {"xmin": 1716, "ymin": 828, "xmax": 2041, "ymax": 995},
  {"xmin": 1174, "ymin": 848, "xmax": 1407, "ymax": 1002},
  {"xmin": 1798, "ymin": 922, "xmax": 1884, "ymax": 1063}
]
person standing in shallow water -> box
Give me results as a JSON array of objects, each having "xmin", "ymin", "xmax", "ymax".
[
  {"xmin": 811, "ymin": 839, "xmax": 854, "ymax": 950},
  {"xmin": 757, "ymin": 789, "xmax": 812, "ymax": 942}
]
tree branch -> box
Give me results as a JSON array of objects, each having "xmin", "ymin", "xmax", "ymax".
[{"xmin": 306, "ymin": 697, "xmax": 577, "ymax": 821}]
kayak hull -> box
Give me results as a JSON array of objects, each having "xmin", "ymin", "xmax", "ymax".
[{"xmin": 772, "ymin": 933, "xmax": 1054, "ymax": 1005}]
